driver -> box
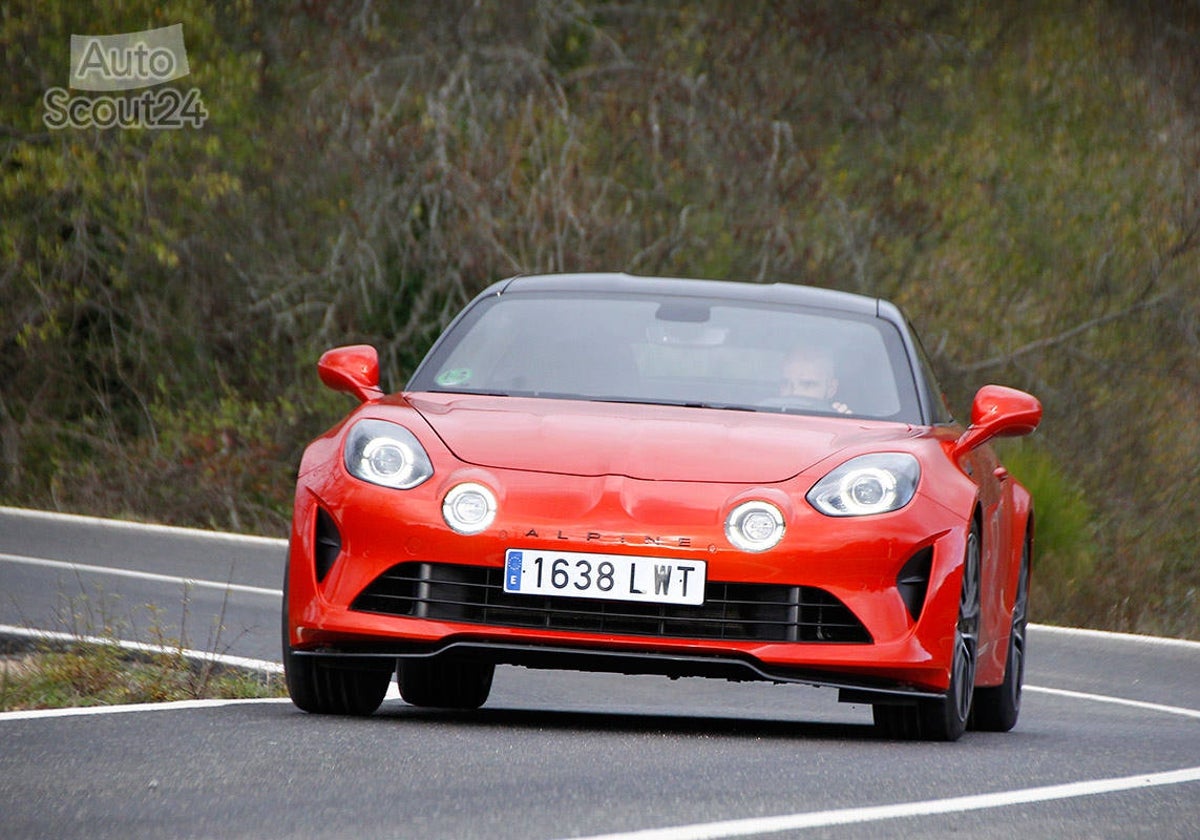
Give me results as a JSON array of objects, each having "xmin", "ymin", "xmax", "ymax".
[{"xmin": 781, "ymin": 348, "xmax": 851, "ymax": 414}]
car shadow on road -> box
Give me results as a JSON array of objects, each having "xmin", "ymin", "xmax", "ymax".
[{"xmin": 372, "ymin": 703, "xmax": 881, "ymax": 742}]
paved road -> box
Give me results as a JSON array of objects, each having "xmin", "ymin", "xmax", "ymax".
[
  {"xmin": 0, "ymin": 507, "xmax": 284, "ymax": 662},
  {"xmin": 2, "ymin": 507, "xmax": 1198, "ymax": 839}
]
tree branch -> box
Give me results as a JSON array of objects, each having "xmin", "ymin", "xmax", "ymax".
[{"xmin": 956, "ymin": 290, "xmax": 1174, "ymax": 373}]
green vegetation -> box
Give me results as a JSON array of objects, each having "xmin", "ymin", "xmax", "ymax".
[
  {"xmin": 2, "ymin": 2, "xmax": 1197, "ymax": 637},
  {"xmin": 0, "ymin": 642, "xmax": 284, "ymax": 711},
  {"xmin": 0, "ymin": 578, "xmax": 284, "ymax": 711},
  {"xmin": 995, "ymin": 441, "xmax": 1098, "ymax": 622}
]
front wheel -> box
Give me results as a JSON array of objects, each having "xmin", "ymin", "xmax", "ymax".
[
  {"xmin": 398, "ymin": 655, "xmax": 495, "ymax": 709},
  {"xmin": 875, "ymin": 522, "xmax": 981, "ymax": 742},
  {"xmin": 971, "ymin": 533, "xmax": 1030, "ymax": 732},
  {"xmin": 282, "ymin": 565, "xmax": 393, "ymax": 716},
  {"xmin": 284, "ymin": 651, "xmax": 394, "ymax": 716}
]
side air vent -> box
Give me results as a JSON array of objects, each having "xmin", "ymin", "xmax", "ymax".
[
  {"xmin": 896, "ymin": 547, "xmax": 933, "ymax": 622},
  {"xmin": 314, "ymin": 507, "xmax": 342, "ymax": 583}
]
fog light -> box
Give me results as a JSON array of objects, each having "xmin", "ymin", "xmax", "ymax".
[
  {"xmin": 443, "ymin": 483, "xmax": 497, "ymax": 535},
  {"xmin": 725, "ymin": 500, "xmax": 785, "ymax": 552}
]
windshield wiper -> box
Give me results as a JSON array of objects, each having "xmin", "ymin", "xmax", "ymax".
[
  {"xmin": 431, "ymin": 390, "xmax": 759, "ymax": 413},
  {"xmin": 680, "ymin": 402, "xmax": 756, "ymax": 412},
  {"xmin": 586, "ymin": 396, "xmax": 757, "ymax": 412},
  {"xmin": 429, "ymin": 388, "xmax": 518, "ymax": 398}
]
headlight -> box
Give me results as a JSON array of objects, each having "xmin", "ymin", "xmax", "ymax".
[
  {"xmin": 344, "ymin": 419, "xmax": 434, "ymax": 489},
  {"xmin": 443, "ymin": 483, "xmax": 497, "ymax": 535},
  {"xmin": 807, "ymin": 453, "xmax": 919, "ymax": 516},
  {"xmin": 725, "ymin": 500, "xmax": 786, "ymax": 552}
]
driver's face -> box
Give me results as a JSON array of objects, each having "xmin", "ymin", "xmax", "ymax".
[{"xmin": 782, "ymin": 356, "xmax": 836, "ymax": 400}]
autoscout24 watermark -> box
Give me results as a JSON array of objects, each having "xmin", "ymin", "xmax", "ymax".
[{"xmin": 43, "ymin": 24, "xmax": 208, "ymax": 130}]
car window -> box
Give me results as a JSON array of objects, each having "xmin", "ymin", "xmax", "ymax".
[
  {"xmin": 410, "ymin": 292, "xmax": 922, "ymax": 422},
  {"xmin": 909, "ymin": 325, "xmax": 955, "ymax": 425}
]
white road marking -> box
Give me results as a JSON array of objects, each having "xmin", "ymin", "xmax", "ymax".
[
  {"xmin": 1025, "ymin": 684, "xmax": 1200, "ymax": 720},
  {"xmin": 555, "ymin": 680, "xmax": 1200, "ymax": 840},
  {"xmin": 0, "ymin": 633, "xmax": 395, "ymax": 722},
  {"xmin": 0, "ymin": 696, "xmax": 294, "ymax": 721},
  {"xmin": 0, "ymin": 623, "xmax": 287, "ymax": 721},
  {"xmin": 1030, "ymin": 622, "xmax": 1200, "ymax": 651},
  {"xmin": 0, "ymin": 552, "xmax": 281, "ymax": 598},
  {"xmin": 0, "ymin": 624, "xmax": 283, "ymax": 674},
  {"xmin": 0, "ymin": 683, "xmax": 404, "ymax": 722},
  {"xmin": 561, "ymin": 767, "xmax": 1200, "ymax": 840},
  {"xmin": 0, "ymin": 505, "xmax": 287, "ymax": 547}
]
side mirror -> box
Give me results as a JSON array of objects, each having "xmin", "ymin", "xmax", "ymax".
[
  {"xmin": 952, "ymin": 384, "xmax": 1042, "ymax": 459},
  {"xmin": 317, "ymin": 345, "xmax": 384, "ymax": 403}
]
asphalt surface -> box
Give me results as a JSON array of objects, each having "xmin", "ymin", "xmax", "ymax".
[
  {"xmin": 1, "ymin": 506, "xmax": 1198, "ymax": 839},
  {"xmin": 0, "ymin": 507, "xmax": 284, "ymax": 661}
]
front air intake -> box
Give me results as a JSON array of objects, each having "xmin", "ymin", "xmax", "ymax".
[
  {"xmin": 314, "ymin": 507, "xmax": 342, "ymax": 583},
  {"xmin": 351, "ymin": 561, "xmax": 871, "ymax": 643}
]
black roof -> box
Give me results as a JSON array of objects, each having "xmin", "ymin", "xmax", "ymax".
[{"xmin": 492, "ymin": 273, "xmax": 886, "ymax": 318}]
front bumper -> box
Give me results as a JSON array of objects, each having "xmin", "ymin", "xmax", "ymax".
[{"xmin": 286, "ymin": 467, "xmax": 970, "ymax": 695}]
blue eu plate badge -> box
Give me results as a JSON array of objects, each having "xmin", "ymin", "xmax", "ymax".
[{"xmin": 505, "ymin": 550, "xmax": 523, "ymax": 591}]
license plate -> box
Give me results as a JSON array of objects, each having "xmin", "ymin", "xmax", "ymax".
[{"xmin": 503, "ymin": 549, "xmax": 706, "ymax": 606}]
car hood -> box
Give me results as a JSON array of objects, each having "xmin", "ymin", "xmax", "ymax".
[{"xmin": 404, "ymin": 393, "xmax": 911, "ymax": 484}]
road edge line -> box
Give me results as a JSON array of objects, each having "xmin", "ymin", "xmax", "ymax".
[{"xmin": 0, "ymin": 506, "xmax": 287, "ymax": 548}]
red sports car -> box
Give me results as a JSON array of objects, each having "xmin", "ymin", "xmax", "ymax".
[{"xmin": 283, "ymin": 273, "xmax": 1041, "ymax": 740}]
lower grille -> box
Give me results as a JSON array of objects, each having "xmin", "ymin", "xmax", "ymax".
[{"xmin": 351, "ymin": 562, "xmax": 871, "ymax": 643}]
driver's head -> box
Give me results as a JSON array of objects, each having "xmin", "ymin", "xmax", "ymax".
[{"xmin": 782, "ymin": 350, "xmax": 838, "ymax": 401}]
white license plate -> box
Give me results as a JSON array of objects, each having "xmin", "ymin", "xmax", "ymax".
[{"xmin": 503, "ymin": 549, "xmax": 706, "ymax": 606}]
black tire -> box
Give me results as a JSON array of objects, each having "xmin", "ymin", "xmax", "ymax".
[
  {"xmin": 875, "ymin": 522, "xmax": 981, "ymax": 742},
  {"xmin": 398, "ymin": 655, "xmax": 495, "ymax": 709},
  {"xmin": 872, "ymin": 702, "xmax": 921, "ymax": 739},
  {"xmin": 282, "ymin": 565, "xmax": 393, "ymax": 716},
  {"xmin": 971, "ymin": 534, "xmax": 1030, "ymax": 732},
  {"xmin": 285, "ymin": 652, "xmax": 393, "ymax": 716}
]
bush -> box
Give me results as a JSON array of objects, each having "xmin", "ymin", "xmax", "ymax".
[{"xmin": 997, "ymin": 442, "xmax": 1098, "ymax": 622}]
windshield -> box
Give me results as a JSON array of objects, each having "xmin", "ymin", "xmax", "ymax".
[{"xmin": 408, "ymin": 291, "xmax": 921, "ymax": 422}]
